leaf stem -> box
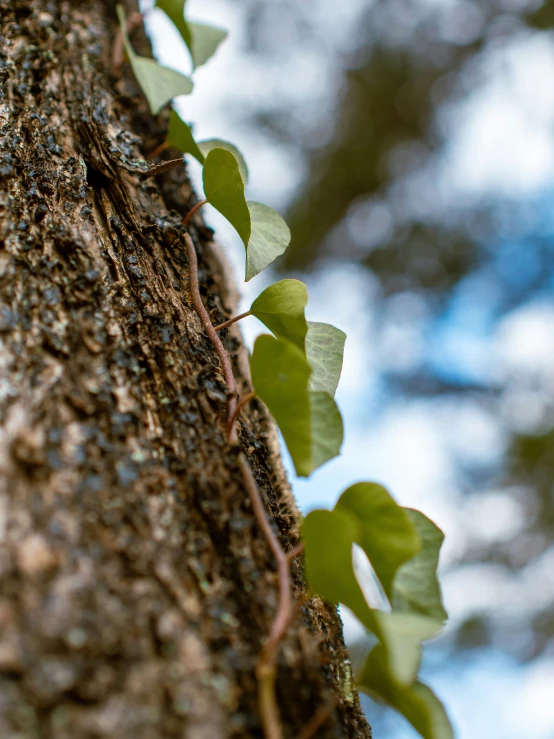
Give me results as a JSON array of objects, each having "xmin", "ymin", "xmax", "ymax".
[
  {"xmin": 214, "ymin": 311, "xmax": 252, "ymax": 332},
  {"xmin": 146, "ymin": 140, "xmax": 169, "ymax": 160},
  {"xmin": 184, "ymin": 199, "xmax": 208, "ymax": 228},
  {"xmin": 184, "ymin": 230, "xmax": 293, "ymax": 739},
  {"xmin": 112, "ymin": 11, "xmax": 143, "ymax": 77}
]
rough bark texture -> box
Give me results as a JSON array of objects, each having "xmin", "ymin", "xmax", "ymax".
[{"xmin": 0, "ymin": 2, "xmax": 372, "ymax": 738}]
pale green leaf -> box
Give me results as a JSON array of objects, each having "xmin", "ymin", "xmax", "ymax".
[
  {"xmin": 371, "ymin": 611, "xmax": 442, "ymax": 685},
  {"xmin": 188, "ymin": 21, "xmax": 228, "ymax": 68},
  {"xmin": 155, "ymin": 1, "xmax": 227, "ymax": 68},
  {"xmin": 250, "ymin": 336, "xmax": 342, "ymax": 476},
  {"xmin": 168, "ymin": 111, "xmax": 204, "ymax": 162},
  {"xmin": 246, "ymin": 202, "xmax": 291, "ymax": 281},
  {"xmin": 117, "ymin": 6, "xmax": 193, "ymax": 115},
  {"xmin": 359, "ymin": 646, "xmax": 454, "ymax": 739},
  {"xmin": 306, "ymin": 321, "xmax": 346, "ymax": 397},
  {"xmin": 336, "ymin": 483, "xmax": 421, "ymax": 600},
  {"xmin": 309, "ymin": 391, "xmax": 344, "ymax": 471},
  {"xmin": 203, "ymin": 148, "xmax": 251, "ymax": 245},
  {"xmin": 198, "ymin": 140, "xmax": 249, "ymax": 184},
  {"xmin": 250, "ymin": 279, "xmax": 308, "ymax": 350},
  {"xmin": 393, "ymin": 510, "xmax": 448, "ymax": 622}
]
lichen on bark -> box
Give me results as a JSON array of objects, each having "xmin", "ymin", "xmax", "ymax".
[{"xmin": 0, "ymin": 1, "xmax": 372, "ymax": 737}]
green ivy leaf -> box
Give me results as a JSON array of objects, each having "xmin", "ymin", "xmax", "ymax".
[
  {"xmin": 359, "ymin": 646, "xmax": 453, "ymax": 739},
  {"xmin": 203, "ymin": 148, "xmax": 251, "ymax": 245},
  {"xmin": 246, "ymin": 202, "xmax": 291, "ymax": 281},
  {"xmin": 393, "ymin": 510, "xmax": 448, "ymax": 623},
  {"xmin": 188, "ymin": 21, "xmax": 228, "ymax": 69},
  {"xmin": 250, "ymin": 335, "xmax": 342, "ymax": 476},
  {"xmin": 198, "ymin": 140, "xmax": 248, "ymax": 184},
  {"xmin": 303, "ymin": 506, "xmax": 441, "ymax": 685},
  {"xmin": 155, "ymin": 0, "xmax": 227, "ymax": 68},
  {"xmin": 117, "ymin": 6, "xmax": 193, "ymax": 115},
  {"xmin": 168, "ymin": 110, "xmax": 205, "ymax": 162},
  {"xmin": 250, "ymin": 280, "xmax": 308, "ymax": 350},
  {"xmin": 305, "ymin": 321, "xmax": 346, "ymax": 397},
  {"xmin": 335, "ymin": 483, "xmax": 421, "ymax": 600},
  {"xmin": 168, "ymin": 113, "xmax": 249, "ymax": 183}
]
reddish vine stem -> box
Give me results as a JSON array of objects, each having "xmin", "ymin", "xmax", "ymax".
[
  {"xmin": 146, "ymin": 140, "xmax": 169, "ymax": 160},
  {"xmin": 286, "ymin": 542, "xmax": 304, "ymax": 562},
  {"xmin": 296, "ymin": 697, "xmax": 340, "ymax": 739},
  {"xmin": 184, "ymin": 199, "xmax": 208, "ymax": 228},
  {"xmin": 227, "ymin": 391, "xmax": 255, "ymax": 437},
  {"xmin": 184, "ymin": 233, "xmax": 238, "ymax": 434},
  {"xmin": 184, "ymin": 230, "xmax": 292, "ymax": 739},
  {"xmin": 214, "ymin": 310, "xmax": 252, "ymax": 332}
]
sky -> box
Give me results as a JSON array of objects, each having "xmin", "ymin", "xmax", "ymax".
[{"xmin": 143, "ymin": 1, "xmax": 554, "ymax": 736}]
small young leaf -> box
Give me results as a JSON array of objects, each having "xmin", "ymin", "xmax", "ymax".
[
  {"xmin": 250, "ymin": 336, "xmax": 342, "ymax": 476},
  {"xmin": 198, "ymin": 140, "xmax": 249, "ymax": 183},
  {"xmin": 246, "ymin": 202, "xmax": 291, "ymax": 281},
  {"xmin": 203, "ymin": 148, "xmax": 251, "ymax": 245},
  {"xmin": 168, "ymin": 110, "xmax": 205, "ymax": 162},
  {"xmin": 359, "ymin": 646, "xmax": 454, "ymax": 739},
  {"xmin": 306, "ymin": 321, "xmax": 346, "ymax": 397},
  {"xmin": 335, "ymin": 483, "xmax": 421, "ymax": 600},
  {"xmin": 188, "ymin": 21, "xmax": 228, "ymax": 69},
  {"xmin": 393, "ymin": 510, "xmax": 448, "ymax": 622},
  {"xmin": 155, "ymin": 0, "xmax": 227, "ymax": 68},
  {"xmin": 117, "ymin": 6, "xmax": 193, "ymax": 115},
  {"xmin": 250, "ymin": 279, "xmax": 308, "ymax": 350}
]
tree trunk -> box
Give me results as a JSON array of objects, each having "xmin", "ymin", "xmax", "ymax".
[{"xmin": 0, "ymin": 2, "xmax": 372, "ymax": 737}]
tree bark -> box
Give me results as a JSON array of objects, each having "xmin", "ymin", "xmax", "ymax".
[{"xmin": 0, "ymin": 2, "xmax": 372, "ymax": 737}]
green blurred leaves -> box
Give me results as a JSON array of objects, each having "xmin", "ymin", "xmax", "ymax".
[
  {"xmin": 155, "ymin": 0, "xmax": 227, "ymax": 68},
  {"xmin": 117, "ymin": 6, "xmax": 193, "ymax": 115}
]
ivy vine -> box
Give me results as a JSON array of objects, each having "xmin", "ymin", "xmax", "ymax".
[{"xmin": 115, "ymin": 4, "xmax": 453, "ymax": 738}]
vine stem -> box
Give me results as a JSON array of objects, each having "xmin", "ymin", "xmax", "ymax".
[
  {"xmin": 214, "ymin": 310, "xmax": 252, "ymax": 332},
  {"xmin": 184, "ymin": 230, "xmax": 292, "ymax": 739},
  {"xmin": 184, "ymin": 199, "xmax": 208, "ymax": 228},
  {"xmin": 112, "ymin": 11, "xmax": 143, "ymax": 77},
  {"xmin": 184, "ymin": 233, "xmax": 237, "ymax": 434},
  {"xmin": 227, "ymin": 392, "xmax": 255, "ymax": 437}
]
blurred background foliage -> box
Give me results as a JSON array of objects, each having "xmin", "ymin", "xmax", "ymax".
[{"xmin": 235, "ymin": 0, "xmax": 554, "ymax": 685}]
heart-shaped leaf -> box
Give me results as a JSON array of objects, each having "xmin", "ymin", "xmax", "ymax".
[
  {"xmin": 305, "ymin": 321, "xmax": 346, "ymax": 397},
  {"xmin": 155, "ymin": 0, "xmax": 227, "ymax": 68},
  {"xmin": 359, "ymin": 646, "xmax": 453, "ymax": 739},
  {"xmin": 250, "ymin": 335, "xmax": 343, "ymax": 476},
  {"xmin": 246, "ymin": 202, "xmax": 291, "ymax": 281},
  {"xmin": 203, "ymin": 148, "xmax": 251, "ymax": 245},
  {"xmin": 250, "ymin": 279, "xmax": 308, "ymax": 350},
  {"xmin": 117, "ymin": 6, "xmax": 193, "ymax": 115},
  {"xmin": 335, "ymin": 483, "xmax": 421, "ymax": 600},
  {"xmin": 393, "ymin": 509, "xmax": 448, "ymax": 622},
  {"xmin": 303, "ymin": 505, "xmax": 442, "ymax": 685}
]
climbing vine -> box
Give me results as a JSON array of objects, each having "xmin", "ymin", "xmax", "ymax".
[{"xmin": 115, "ymin": 3, "xmax": 453, "ymax": 738}]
